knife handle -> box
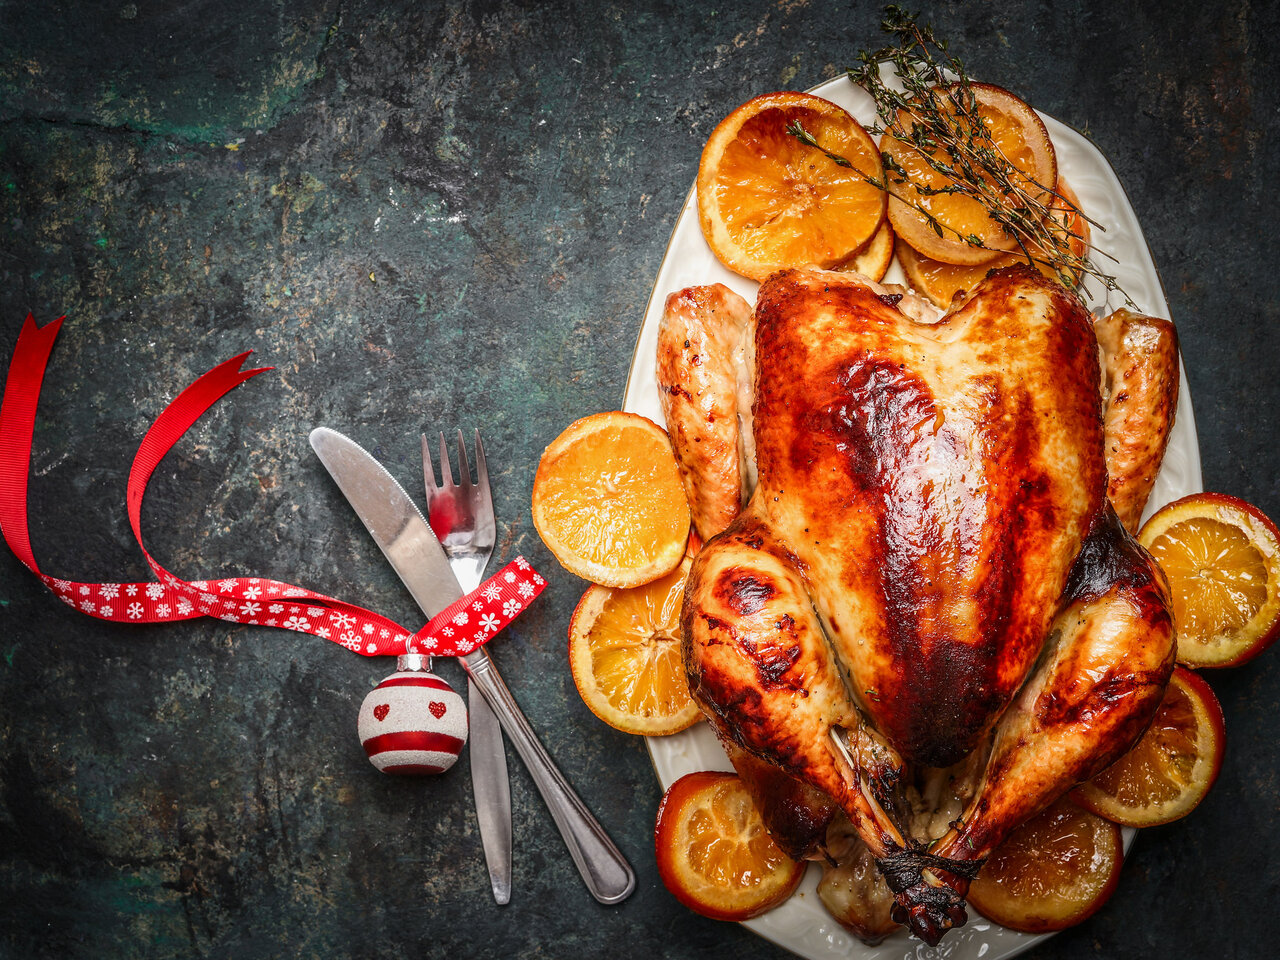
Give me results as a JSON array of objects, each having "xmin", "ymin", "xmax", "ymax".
[{"xmin": 460, "ymin": 646, "xmax": 636, "ymax": 904}]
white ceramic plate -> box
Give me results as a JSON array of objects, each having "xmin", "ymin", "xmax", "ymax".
[{"xmin": 622, "ymin": 74, "xmax": 1203, "ymax": 960}]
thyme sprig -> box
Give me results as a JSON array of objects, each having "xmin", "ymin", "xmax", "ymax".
[{"xmin": 790, "ymin": 6, "xmax": 1128, "ymax": 303}]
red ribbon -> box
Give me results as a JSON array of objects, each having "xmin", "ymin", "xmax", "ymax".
[{"xmin": 0, "ymin": 314, "xmax": 545, "ymax": 657}]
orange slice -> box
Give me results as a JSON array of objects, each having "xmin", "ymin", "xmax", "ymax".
[
  {"xmin": 966, "ymin": 799, "xmax": 1122, "ymax": 934},
  {"xmin": 897, "ymin": 179, "xmax": 1090, "ymax": 306},
  {"xmin": 1073, "ymin": 666, "xmax": 1225, "ymax": 827},
  {"xmin": 1043, "ymin": 178, "xmax": 1091, "ymax": 284},
  {"xmin": 697, "ymin": 91, "xmax": 886, "ymax": 282},
  {"xmin": 836, "ymin": 219, "xmax": 895, "ymax": 282},
  {"xmin": 881, "ymin": 82, "xmax": 1057, "ymax": 265},
  {"xmin": 655, "ymin": 771, "xmax": 806, "ymax": 921},
  {"xmin": 568, "ymin": 558, "xmax": 700, "ymax": 735},
  {"xmin": 532, "ymin": 412, "xmax": 691, "ymax": 588},
  {"xmin": 1138, "ymin": 492, "xmax": 1280, "ymax": 667}
]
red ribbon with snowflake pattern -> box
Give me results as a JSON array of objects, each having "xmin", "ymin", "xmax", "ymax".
[{"xmin": 0, "ymin": 314, "xmax": 544, "ymax": 657}]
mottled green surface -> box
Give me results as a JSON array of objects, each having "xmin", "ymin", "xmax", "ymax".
[{"xmin": 1, "ymin": 1, "xmax": 1278, "ymax": 958}]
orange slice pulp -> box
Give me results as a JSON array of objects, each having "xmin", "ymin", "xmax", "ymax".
[
  {"xmin": 697, "ymin": 91, "xmax": 886, "ymax": 282},
  {"xmin": 881, "ymin": 82, "xmax": 1057, "ymax": 265},
  {"xmin": 1073, "ymin": 666, "xmax": 1225, "ymax": 827},
  {"xmin": 532, "ymin": 412, "xmax": 690, "ymax": 589},
  {"xmin": 896, "ymin": 178, "xmax": 1089, "ymax": 307},
  {"xmin": 837, "ymin": 219, "xmax": 895, "ymax": 282},
  {"xmin": 966, "ymin": 798, "xmax": 1122, "ymax": 934},
  {"xmin": 655, "ymin": 771, "xmax": 806, "ymax": 921},
  {"xmin": 568, "ymin": 558, "xmax": 700, "ymax": 735},
  {"xmin": 1138, "ymin": 492, "xmax": 1280, "ymax": 667}
]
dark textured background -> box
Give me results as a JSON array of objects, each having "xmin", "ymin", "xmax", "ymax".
[{"xmin": 1, "ymin": 1, "xmax": 1277, "ymax": 958}]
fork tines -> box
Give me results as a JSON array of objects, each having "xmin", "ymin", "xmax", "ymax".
[{"xmin": 422, "ymin": 428, "xmax": 490, "ymax": 497}]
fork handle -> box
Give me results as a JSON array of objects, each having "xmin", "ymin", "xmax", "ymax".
[{"xmin": 460, "ymin": 646, "xmax": 636, "ymax": 904}]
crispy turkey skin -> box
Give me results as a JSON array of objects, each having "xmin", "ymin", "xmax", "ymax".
[
  {"xmin": 750, "ymin": 265, "xmax": 1106, "ymax": 768},
  {"xmin": 663, "ymin": 265, "xmax": 1177, "ymax": 945}
]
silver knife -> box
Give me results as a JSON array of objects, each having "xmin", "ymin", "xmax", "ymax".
[{"xmin": 309, "ymin": 427, "xmax": 636, "ymax": 904}]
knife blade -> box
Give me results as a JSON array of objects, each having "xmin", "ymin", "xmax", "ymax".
[
  {"xmin": 465, "ymin": 677, "xmax": 512, "ymax": 903},
  {"xmin": 309, "ymin": 427, "xmax": 635, "ymax": 905},
  {"xmin": 310, "ymin": 428, "xmax": 459, "ymax": 614}
]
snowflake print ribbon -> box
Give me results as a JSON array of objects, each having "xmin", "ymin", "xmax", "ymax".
[
  {"xmin": 0, "ymin": 314, "xmax": 545, "ymax": 658},
  {"xmin": 406, "ymin": 555, "xmax": 544, "ymax": 657}
]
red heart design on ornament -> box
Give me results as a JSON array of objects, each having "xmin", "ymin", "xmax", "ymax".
[
  {"xmin": 429, "ymin": 701, "xmax": 447, "ymax": 719},
  {"xmin": 373, "ymin": 704, "xmax": 390, "ymax": 722}
]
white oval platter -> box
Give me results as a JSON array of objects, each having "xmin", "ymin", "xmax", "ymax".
[{"xmin": 621, "ymin": 72, "xmax": 1202, "ymax": 960}]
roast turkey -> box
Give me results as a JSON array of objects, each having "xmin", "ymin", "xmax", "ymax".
[{"xmin": 657, "ymin": 264, "xmax": 1178, "ymax": 944}]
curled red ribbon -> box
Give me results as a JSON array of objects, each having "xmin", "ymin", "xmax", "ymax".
[{"xmin": 0, "ymin": 314, "xmax": 545, "ymax": 657}]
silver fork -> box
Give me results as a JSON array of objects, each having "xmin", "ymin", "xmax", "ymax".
[
  {"xmin": 424, "ymin": 430, "xmax": 509, "ymax": 904},
  {"xmin": 423, "ymin": 430, "xmax": 635, "ymax": 905},
  {"xmin": 425, "ymin": 431, "xmax": 497, "ymax": 589}
]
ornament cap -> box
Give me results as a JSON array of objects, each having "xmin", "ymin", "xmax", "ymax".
[{"xmin": 397, "ymin": 651, "xmax": 433, "ymax": 672}]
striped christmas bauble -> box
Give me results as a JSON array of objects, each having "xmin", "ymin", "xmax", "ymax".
[{"xmin": 358, "ymin": 666, "xmax": 468, "ymax": 775}]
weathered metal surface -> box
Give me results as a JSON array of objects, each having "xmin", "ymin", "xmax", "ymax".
[{"xmin": 1, "ymin": 2, "xmax": 1277, "ymax": 957}]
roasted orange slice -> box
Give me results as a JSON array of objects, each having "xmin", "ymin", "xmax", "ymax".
[
  {"xmin": 1138, "ymin": 492, "xmax": 1280, "ymax": 668},
  {"xmin": 697, "ymin": 91, "xmax": 886, "ymax": 282},
  {"xmin": 837, "ymin": 219, "xmax": 895, "ymax": 282},
  {"xmin": 568, "ymin": 558, "xmax": 700, "ymax": 735},
  {"xmin": 897, "ymin": 179, "xmax": 1089, "ymax": 306},
  {"xmin": 1042, "ymin": 178, "xmax": 1091, "ymax": 284},
  {"xmin": 655, "ymin": 771, "xmax": 806, "ymax": 921},
  {"xmin": 881, "ymin": 82, "xmax": 1057, "ymax": 265},
  {"xmin": 1073, "ymin": 666, "xmax": 1225, "ymax": 827},
  {"xmin": 966, "ymin": 798, "xmax": 1122, "ymax": 934},
  {"xmin": 896, "ymin": 238, "xmax": 988, "ymax": 307},
  {"xmin": 532, "ymin": 412, "xmax": 691, "ymax": 588}
]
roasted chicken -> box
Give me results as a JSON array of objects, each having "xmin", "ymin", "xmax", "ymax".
[{"xmin": 657, "ymin": 265, "xmax": 1179, "ymax": 945}]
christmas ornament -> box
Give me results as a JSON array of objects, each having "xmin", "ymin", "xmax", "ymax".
[{"xmin": 358, "ymin": 653, "xmax": 468, "ymax": 775}]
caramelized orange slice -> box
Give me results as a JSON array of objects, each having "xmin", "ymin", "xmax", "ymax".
[
  {"xmin": 1042, "ymin": 178, "xmax": 1091, "ymax": 284},
  {"xmin": 655, "ymin": 771, "xmax": 806, "ymax": 921},
  {"xmin": 697, "ymin": 91, "xmax": 886, "ymax": 281},
  {"xmin": 897, "ymin": 179, "xmax": 1089, "ymax": 306},
  {"xmin": 967, "ymin": 799, "xmax": 1122, "ymax": 933},
  {"xmin": 881, "ymin": 82, "xmax": 1057, "ymax": 265},
  {"xmin": 837, "ymin": 219, "xmax": 895, "ymax": 282},
  {"xmin": 1074, "ymin": 666, "xmax": 1225, "ymax": 827},
  {"xmin": 532, "ymin": 412, "xmax": 690, "ymax": 588},
  {"xmin": 1138, "ymin": 492, "xmax": 1280, "ymax": 667},
  {"xmin": 568, "ymin": 558, "xmax": 700, "ymax": 735}
]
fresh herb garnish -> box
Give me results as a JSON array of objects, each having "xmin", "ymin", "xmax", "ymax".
[{"xmin": 789, "ymin": 6, "xmax": 1129, "ymax": 303}]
